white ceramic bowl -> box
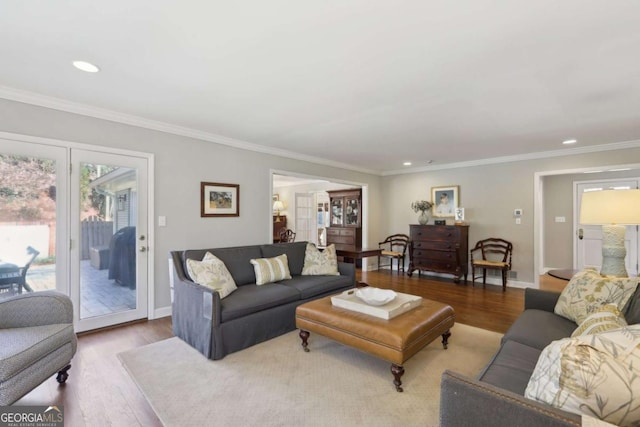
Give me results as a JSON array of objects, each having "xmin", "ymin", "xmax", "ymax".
[{"xmin": 355, "ymin": 287, "xmax": 397, "ymax": 306}]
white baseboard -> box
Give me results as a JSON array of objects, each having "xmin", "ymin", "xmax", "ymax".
[{"xmin": 152, "ymin": 306, "xmax": 172, "ymax": 319}]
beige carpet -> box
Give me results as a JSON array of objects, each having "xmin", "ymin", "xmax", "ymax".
[{"xmin": 119, "ymin": 323, "xmax": 502, "ymax": 427}]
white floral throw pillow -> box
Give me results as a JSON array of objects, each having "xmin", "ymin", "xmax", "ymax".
[
  {"xmin": 525, "ymin": 326, "xmax": 640, "ymax": 426},
  {"xmin": 554, "ymin": 267, "xmax": 638, "ymax": 324},
  {"xmin": 571, "ymin": 304, "xmax": 628, "ymax": 337},
  {"xmin": 186, "ymin": 252, "xmax": 237, "ymax": 299},
  {"xmin": 301, "ymin": 243, "xmax": 340, "ymax": 276}
]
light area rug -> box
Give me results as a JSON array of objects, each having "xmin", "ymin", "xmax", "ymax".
[{"xmin": 119, "ymin": 323, "xmax": 502, "ymax": 427}]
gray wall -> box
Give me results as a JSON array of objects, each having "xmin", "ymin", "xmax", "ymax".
[
  {"xmin": 382, "ymin": 150, "xmax": 640, "ymax": 284},
  {"xmin": 3, "ymin": 97, "xmax": 640, "ymax": 308},
  {"xmin": 543, "ymin": 170, "xmax": 640, "ymax": 269},
  {"xmin": 0, "ymin": 98, "xmax": 383, "ymax": 314}
]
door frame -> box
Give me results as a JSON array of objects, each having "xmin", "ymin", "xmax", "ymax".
[
  {"xmin": 573, "ymin": 179, "xmax": 640, "ymax": 275},
  {"xmin": 534, "ymin": 162, "xmax": 640, "ymax": 288},
  {"xmin": 0, "ymin": 131, "xmax": 155, "ymax": 327}
]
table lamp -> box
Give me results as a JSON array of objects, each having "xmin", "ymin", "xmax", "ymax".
[
  {"xmin": 273, "ymin": 200, "xmax": 284, "ymax": 222},
  {"xmin": 579, "ymin": 189, "xmax": 640, "ymax": 277}
]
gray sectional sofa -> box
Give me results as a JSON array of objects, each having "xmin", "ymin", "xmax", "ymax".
[
  {"xmin": 170, "ymin": 241, "xmax": 355, "ymax": 360},
  {"xmin": 440, "ymin": 287, "xmax": 640, "ymax": 426}
]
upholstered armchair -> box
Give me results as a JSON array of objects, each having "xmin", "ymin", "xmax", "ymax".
[{"xmin": 0, "ymin": 291, "xmax": 77, "ymax": 405}]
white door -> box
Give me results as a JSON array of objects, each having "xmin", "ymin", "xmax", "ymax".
[
  {"xmin": 71, "ymin": 149, "xmax": 149, "ymax": 332},
  {"xmin": 295, "ymin": 193, "xmax": 315, "ymax": 244},
  {"xmin": 575, "ymin": 180, "xmax": 639, "ymax": 275}
]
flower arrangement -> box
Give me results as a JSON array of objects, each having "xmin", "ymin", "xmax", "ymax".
[{"xmin": 411, "ymin": 200, "xmax": 433, "ymax": 213}]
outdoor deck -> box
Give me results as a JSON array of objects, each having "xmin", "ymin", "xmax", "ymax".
[{"xmin": 0, "ymin": 260, "xmax": 136, "ymax": 319}]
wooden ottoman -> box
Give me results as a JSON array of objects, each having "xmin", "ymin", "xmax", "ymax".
[{"xmin": 295, "ymin": 295, "xmax": 455, "ymax": 392}]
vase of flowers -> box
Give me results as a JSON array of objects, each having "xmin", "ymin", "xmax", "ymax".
[{"xmin": 411, "ymin": 200, "xmax": 433, "ymax": 225}]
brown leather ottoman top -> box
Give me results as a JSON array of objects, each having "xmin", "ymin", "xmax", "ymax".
[{"xmin": 295, "ymin": 295, "xmax": 455, "ymax": 366}]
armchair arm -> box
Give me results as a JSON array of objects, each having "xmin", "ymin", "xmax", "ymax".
[
  {"xmin": 524, "ymin": 288, "xmax": 562, "ymax": 312},
  {"xmin": 440, "ymin": 370, "xmax": 580, "ymax": 427},
  {"xmin": 0, "ymin": 291, "xmax": 73, "ymax": 328}
]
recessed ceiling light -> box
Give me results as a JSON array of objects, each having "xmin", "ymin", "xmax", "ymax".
[
  {"xmin": 583, "ymin": 170, "xmax": 603, "ymax": 174},
  {"xmin": 403, "ymin": 162, "xmax": 412, "ymax": 166},
  {"xmin": 73, "ymin": 61, "xmax": 100, "ymax": 73},
  {"xmin": 562, "ymin": 139, "xmax": 577, "ymax": 145},
  {"xmin": 608, "ymin": 168, "xmax": 631, "ymax": 172}
]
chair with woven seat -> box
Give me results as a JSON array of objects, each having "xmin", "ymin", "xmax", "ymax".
[
  {"xmin": 279, "ymin": 228, "xmax": 296, "ymax": 243},
  {"xmin": 377, "ymin": 234, "xmax": 410, "ymax": 273},
  {"xmin": 470, "ymin": 238, "xmax": 513, "ymax": 291}
]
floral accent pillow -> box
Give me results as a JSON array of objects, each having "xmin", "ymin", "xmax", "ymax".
[
  {"xmin": 525, "ymin": 326, "xmax": 640, "ymax": 426},
  {"xmin": 186, "ymin": 252, "xmax": 237, "ymax": 299},
  {"xmin": 554, "ymin": 267, "xmax": 639, "ymax": 324},
  {"xmin": 250, "ymin": 254, "xmax": 292, "ymax": 285},
  {"xmin": 301, "ymin": 243, "xmax": 340, "ymax": 276},
  {"xmin": 571, "ymin": 304, "xmax": 628, "ymax": 337}
]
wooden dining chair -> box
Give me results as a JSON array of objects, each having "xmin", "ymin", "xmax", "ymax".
[
  {"xmin": 377, "ymin": 234, "xmax": 410, "ymax": 273},
  {"xmin": 470, "ymin": 238, "xmax": 513, "ymax": 291},
  {"xmin": 279, "ymin": 228, "xmax": 296, "ymax": 243}
]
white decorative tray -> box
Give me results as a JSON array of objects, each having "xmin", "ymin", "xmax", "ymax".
[{"xmin": 331, "ymin": 288, "xmax": 423, "ymax": 320}]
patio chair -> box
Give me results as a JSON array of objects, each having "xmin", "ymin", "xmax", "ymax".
[{"xmin": 0, "ymin": 246, "xmax": 40, "ymax": 294}]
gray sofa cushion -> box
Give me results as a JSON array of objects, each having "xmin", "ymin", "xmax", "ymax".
[
  {"xmin": 220, "ymin": 283, "xmax": 300, "ymax": 322},
  {"xmin": 502, "ymin": 309, "xmax": 577, "ymax": 350},
  {"xmin": 0, "ymin": 324, "xmax": 75, "ymax": 381},
  {"xmin": 279, "ymin": 275, "xmax": 352, "ymax": 299},
  {"xmin": 260, "ymin": 242, "xmax": 308, "ymax": 276},
  {"xmin": 478, "ymin": 340, "xmax": 542, "ymax": 395},
  {"xmin": 624, "ymin": 287, "xmax": 640, "ymax": 324}
]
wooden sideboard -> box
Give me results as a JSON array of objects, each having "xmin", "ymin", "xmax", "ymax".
[
  {"xmin": 408, "ymin": 224, "xmax": 469, "ymax": 283},
  {"xmin": 273, "ymin": 216, "xmax": 287, "ymax": 243}
]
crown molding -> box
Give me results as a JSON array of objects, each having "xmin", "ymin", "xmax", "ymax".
[
  {"xmin": 382, "ymin": 139, "xmax": 640, "ymax": 176},
  {"xmin": 4, "ymin": 85, "xmax": 639, "ymax": 177},
  {"xmin": 0, "ymin": 85, "xmax": 379, "ymax": 175}
]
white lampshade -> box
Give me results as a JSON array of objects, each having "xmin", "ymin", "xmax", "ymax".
[
  {"xmin": 580, "ymin": 189, "xmax": 640, "ymax": 225},
  {"xmin": 272, "ymin": 201, "xmax": 284, "ymax": 212},
  {"xmin": 579, "ymin": 189, "xmax": 640, "ymax": 277}
]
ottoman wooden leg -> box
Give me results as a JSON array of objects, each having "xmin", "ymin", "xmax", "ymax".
[
  {"xmin": 442, "ymin": 330, "xmax": 451, "ymax": 349},
  {"xmin": 299, "ymin": 329, "xmax": 310, "ymax": 352},
  {"xmin": 391, "ymin": 364, "xmax": 405, "ymax": 392}
]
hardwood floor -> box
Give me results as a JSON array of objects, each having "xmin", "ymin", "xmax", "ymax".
[{"xmin": 14, "ymin": 270, "xmax": 567, "ymax": 426}]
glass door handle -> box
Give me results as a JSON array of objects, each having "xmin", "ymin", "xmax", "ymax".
[
  {"xmin": 139, "ymin": 246, "xmax": 147, "ymax": 252},
  {"xmin": 578, "ymin": 228, "xmax": 584, "ymax": 240}
]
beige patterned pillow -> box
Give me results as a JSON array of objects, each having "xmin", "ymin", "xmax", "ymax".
[
  {"xmin": 186, "ymin": 252, "xmax": 237, "ymax": 299},
  {"xmin": 250, "ymin": 254, "xmax": 291, "ymax": 285},
  {"xmin": 301, "ymin": 243, "xmax": 340, "ymax": 276},
  {"xmin": 525, "ymin": 326, "xmax": 640, "ymax": 426},
  {"xmin": 571, "ymin": 304, "xmax": 628, "ymax": 337},
  {"xmin": 554, "ymin": 267, "xmax": 639, "ymax": 324}
]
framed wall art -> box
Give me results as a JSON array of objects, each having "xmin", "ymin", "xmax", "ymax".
[
  {"xmin": 432, "ymin": 185, "xmax": 459, "ymax": 218},
  {"xmin": 201, "ymin": 182, "xmax": 240, "ymax": 217}
]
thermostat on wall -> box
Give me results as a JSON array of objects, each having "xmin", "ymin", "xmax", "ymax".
[{"xmin": 514, "ymin": 209, "xmax": 523, "ymax": 217}]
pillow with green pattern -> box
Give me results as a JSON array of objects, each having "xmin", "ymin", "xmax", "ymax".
[
  {"xmin": 186, "ymin": 252, "xmax": 237, "ymax": 299},
  {"xmin": 554, "ymin": 267, "xmax": 638, "ymax": 324},
  {"xmin": 301, "ymin": 243, "xmax": 340, "ymax": 276},
  {"xmin": 525, "ymin": 326, "xmax": 640, "ymax": 426}
]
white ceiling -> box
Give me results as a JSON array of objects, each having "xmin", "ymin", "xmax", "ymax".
[{"xmin": 2, "ymin": 1, "xmax": 640, "ymax": 174}]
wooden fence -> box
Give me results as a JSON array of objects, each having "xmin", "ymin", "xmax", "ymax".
[{"xmin": 81, "ymin": 216, "xmax": 114, "ymax": 260}]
